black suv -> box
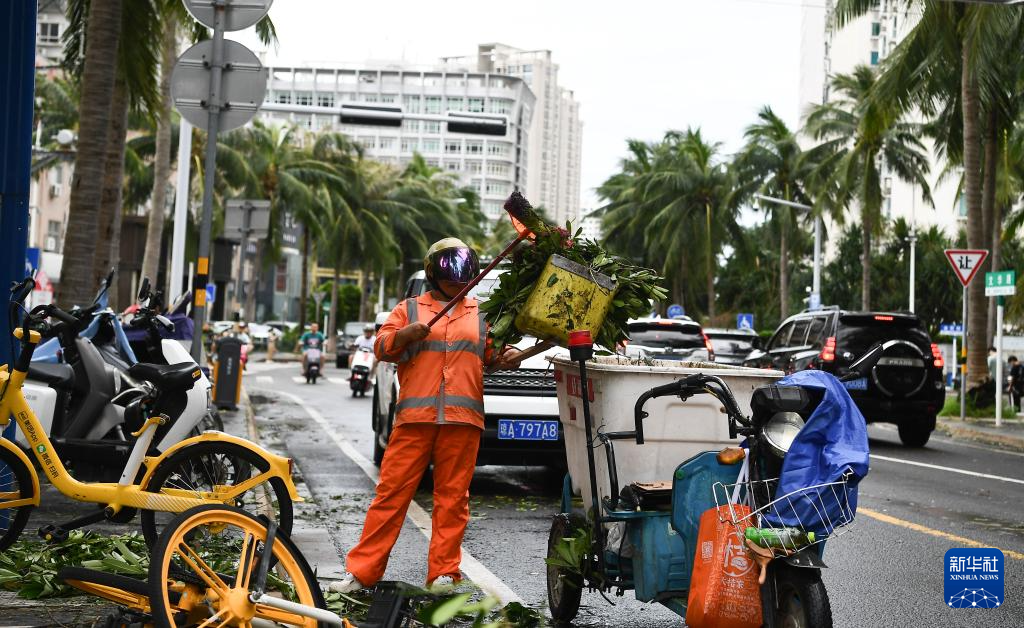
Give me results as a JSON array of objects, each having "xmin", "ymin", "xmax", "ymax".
[{"xmin": 744, "ymin": 308, "xmax": 945, "ymax": 447}]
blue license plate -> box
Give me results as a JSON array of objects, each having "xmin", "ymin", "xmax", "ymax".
[
  {"xmin": 497, "ymin": 419, "xmax": 559, "ymax": 441},
  {"xmin": 843, "ymin": 377, "xmax": 868, "ymax": 390}
]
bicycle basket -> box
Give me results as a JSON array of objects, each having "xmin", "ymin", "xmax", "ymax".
[{"xmin": 712, "ymin": 473, "xmax": 856, "ymax": 558}]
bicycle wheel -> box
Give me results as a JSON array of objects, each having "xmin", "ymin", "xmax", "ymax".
[
  {"xmin": 140, "ymin": 440, "xmax": 293, "ymax": 547},
  {"xmin": 0, "ymin": 445, "xmax": 35, "ymax": 550},
  {"xmin": 148, "ymin": 504, "xmax": 327, "ymax": 628}
]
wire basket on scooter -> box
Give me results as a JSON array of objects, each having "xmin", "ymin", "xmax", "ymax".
[{"xmin": 711, "ymin": 473, "xmax": 856, "ymax": 558}]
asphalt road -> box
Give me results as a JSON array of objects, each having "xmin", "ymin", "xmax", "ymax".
[{"xmin": 246, "ymin": 360, "xmax": 1024, "ymax": 627}]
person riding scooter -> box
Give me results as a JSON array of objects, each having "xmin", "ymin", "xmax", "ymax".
[
  {"xmin": 298, "ymin": 322, "xmax": 326, "ymax": 375},
  {"xmin": 348, "ymin": 324, "xmax": 376, "ymax": 368}
]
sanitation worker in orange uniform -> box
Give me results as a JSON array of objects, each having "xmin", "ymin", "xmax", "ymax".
[{"xmin": 331, "ymin": 238, "xmax": 523, "ymax": 592}]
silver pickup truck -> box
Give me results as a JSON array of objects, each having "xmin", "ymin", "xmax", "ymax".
[{"xmin": 370, "ymin": 270, "xmax": 566, "ymax": 468}]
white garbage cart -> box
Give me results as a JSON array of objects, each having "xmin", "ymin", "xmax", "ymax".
[{"xmin": 551, "ymin": 355, "xmax": 783, "ymax": 509}]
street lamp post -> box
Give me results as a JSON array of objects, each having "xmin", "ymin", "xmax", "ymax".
[{"xmin": 754, "ymin": 194, "xmax": 821, "ymax": 309}]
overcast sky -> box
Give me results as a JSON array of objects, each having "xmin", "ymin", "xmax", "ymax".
[{"xmin": 235, "ymin": 0, "xmax": 817, "ymax": 210}]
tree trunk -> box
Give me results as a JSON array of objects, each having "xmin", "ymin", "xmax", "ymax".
[
  {"xmin": 94, "ymin": 75, "xmax": 129, "ymax": 308},
  {"xmin": 779, "ymin": 222, "xmax": 789, "ymax": 319},
  {"xmin": 358, "ymin": 270, "xmax": 369, "ymax": 322},
  {"xmin": 962, "ymin": 39, "xmax": 987, "ymax": 389},
  {"xmin": 861, "ymin": 213, "xmax": 872, "ymax": 310},
  {"xmin": 982, "ymin": 111, "xmax": 998, "ymax": 345},
  {"xmin": 327, "ymin": 267, "xmax": 340, "ymax": 354},
  {"xmin": 60, "ymin": 0, "xmax": 124, "ymax": 306},
  {"xmin": 298, "ymin": 228, "xmax": 309, "ymax": 330},
  {"xmin": 705, "ymin": 203, "xmax": 715, "ymax": 321},
  {"xmin": 140, "ymin": 22, "xmax": 177, "ymax": 289}
]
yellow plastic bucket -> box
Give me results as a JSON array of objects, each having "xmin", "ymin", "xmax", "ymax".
[{"xmin": 514, "ymin": 254, "xmax": 617, "ymax": 346}]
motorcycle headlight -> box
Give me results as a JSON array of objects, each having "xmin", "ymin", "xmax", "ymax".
[{"xmin": 763, "ymin": 411, "xmax": 805, "ymax": 457}]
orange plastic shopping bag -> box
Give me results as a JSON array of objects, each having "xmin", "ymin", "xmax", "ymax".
[{"xmin": 685, "ymin": 505, "xmax": 762, "ymax": 628}]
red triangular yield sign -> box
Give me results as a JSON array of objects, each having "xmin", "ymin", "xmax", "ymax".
[{"xmin": 944, "ymin": 249, "xmax": 989, "ymax": 287}]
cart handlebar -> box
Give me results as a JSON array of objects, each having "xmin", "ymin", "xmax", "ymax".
[{"xmin": 632, "ymin": 374, "xmax": 752, "ymax": 444}]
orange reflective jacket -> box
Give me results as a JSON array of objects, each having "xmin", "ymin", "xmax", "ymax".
[{"xmin": 375, "ymin": 293, "xmax": 494, "ymax": 429}]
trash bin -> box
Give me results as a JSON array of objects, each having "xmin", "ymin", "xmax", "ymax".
[{"xmin": 212, "ymin": 336, "xmax": 243, "ymax": 410}]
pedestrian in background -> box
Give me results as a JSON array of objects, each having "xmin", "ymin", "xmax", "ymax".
[
  {"xmin": 331, "ymin": 238, "xmax": 522, "ymax": 593},
  {"xmin": 1008, "ymin": 355, "xmax": 1024, "ymax": 412},
  {"xmin": 987, "ymin": 346, "xmax": 998, "ymax": 379}
]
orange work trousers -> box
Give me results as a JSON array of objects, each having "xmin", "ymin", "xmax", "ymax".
[{"xmin": 345, "ymin": 422, "xmax": 481, "ymax": 586}]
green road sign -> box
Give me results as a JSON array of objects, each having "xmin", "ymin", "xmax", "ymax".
[{"xmin": 985, "ymin": 270, "xmax": 1016, "ymax": 296}]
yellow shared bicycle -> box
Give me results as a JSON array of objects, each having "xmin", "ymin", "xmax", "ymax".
[{"xmin": 0, "ymin": 278, "xmax": 300, "ymax": 549}]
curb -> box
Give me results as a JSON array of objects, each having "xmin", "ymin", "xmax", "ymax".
[{"xmin": 935, "ymin": 420, "xmax": 1024, "ymax": 453}]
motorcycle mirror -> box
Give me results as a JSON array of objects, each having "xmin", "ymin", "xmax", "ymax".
[
  {"xmin": 154, "ymin": 314, "xmax": 175, "ymax": 332},
  {"xmin": 843, "ymin": 343, "xmax": 884, "ymax": 381},
  {"xmin": 138, "ymin": 277, "xmax": 151, "ymax": 301}
]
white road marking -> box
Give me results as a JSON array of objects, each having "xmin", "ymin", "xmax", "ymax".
[
  {"xmin": 871, "ymin": 423, "xmax": 1024, "ymax": 458},
  {"xmin": 256, "ymin": 376, "xmax": 273, "ymax": 385},
  {"xmin": 328, "ymin": 377, "xmax": 350, "ymax": 385},
  {"xmin": 870, "ymin": 453, "xmax": 1024, "ymax": 485},
  {"xmin": 273, "ymin": 389, "xmax": 522, "ymax": 605}
]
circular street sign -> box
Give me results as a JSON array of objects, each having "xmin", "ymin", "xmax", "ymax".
[
  {"xmin": 171, "ymin": 39, "xmax": 267, "ymax": 132},
  {"xmin": 184, "ymin": 0, "xmax": 273, "ymax": 32}
]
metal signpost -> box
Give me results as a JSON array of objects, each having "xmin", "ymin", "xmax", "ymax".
[
  {"xmin": 173, "ymin": 0, "xmax": 272, "ymax": 361},
  {"xmin": 940, "ymin": 323, "xmax": 964, "ymax": 388},
  {"xmin": 944, "ymin": 249, "xmax": 988, "ymax": 421},
  {"xmin": 224, "ymin": 199, "xmax": 270, "ymax": 319},
  {"xmin": 985, "ymin": 270, "xmax": 1016, "ymax": 427}
]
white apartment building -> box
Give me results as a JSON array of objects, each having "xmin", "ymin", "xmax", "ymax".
[
  {"xmin": 799, "ymin": 1, "xmax": 962, "ymax": 236},
  {"xmin": 442, "ymin": 44, "xmax": 583, "ymax": 227},
  {"xmin": 259, "ymin": 65, "xmax": 535, "ymax": 222},
  {"xmin": 35, "ymin": 0, "xmax": 68, "ymax": 67}
]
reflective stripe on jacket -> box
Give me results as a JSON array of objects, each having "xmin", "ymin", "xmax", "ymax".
[{"xmin": 374, "ymin": 293, "xmax": 493, "ymax": 429}]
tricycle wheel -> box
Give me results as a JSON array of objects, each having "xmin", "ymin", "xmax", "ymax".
[
  {"xmin": 770, "ymin": 565, "xmax": 832, "ymax": 628},
  {"xmin": 546, "ymin": 512, "xmax": 587, "ymax": 624}
]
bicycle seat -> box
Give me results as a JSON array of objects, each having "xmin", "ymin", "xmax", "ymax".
[
  {"xmin": 128, "ymin": 362, "xmax": 200, "ymax": 392},
  {"xmin": 27, "ymin": 362, "xmax": 76, "ymax": 389}
]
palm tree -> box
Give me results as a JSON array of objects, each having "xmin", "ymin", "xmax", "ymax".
[
  {"xmin": 831, "ymin": 0, "xmax": 1018, "ymax": 391},
  {"xmin": 216, "ymin": 122, "xmax": 351, "ymax": 319},
  {"xmin": 734, "ymin": 106, "xmax": 816, "ymax": 319},
  {"xmin": 804, "ymin": 65, "xmax": 933, "ymax": 310},
  {"xmin": 59, "ymin": 0, "xmax": 125, "ymax": 305}
]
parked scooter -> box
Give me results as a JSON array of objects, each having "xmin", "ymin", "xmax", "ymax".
[
  {"xmin": 547, "ymin": 332, "xmax": 881, "ymax": 628},
  {"xmin": 304, "ymin": 348, "xmax": 322, "ymax": 384},
  {"xmin": 350, "ymin": 347, "xmax": 374, "ymax": 397}
]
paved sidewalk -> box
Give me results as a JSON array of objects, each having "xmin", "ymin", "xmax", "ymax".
[{"xmin": 936, "ymin": 415, "xmax": 1024, "ymax": 452}]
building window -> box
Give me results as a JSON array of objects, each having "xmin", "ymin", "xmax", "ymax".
[
  {"xmin": 45, "ymin": 220, "xmax": 62, "ymax": 252},
  {"xmin": 275, "ymin": 263, "xmax": 288, "ymax": 292},
  {"xmin": 870, "ymin": 51, "xmax": 879, "ymax": 65},
  {"xmin": 358, "ymin": 136, "xmax": 377, "ymax": 149},
  {"xmin": 447, "ymin": 97, "xmax": 465, "ymax": 111},
  {"xmin": 466, "ymin": 160, "xmax": 482, "ymax": 174},
  {"xmin": 489, "ymin": 99, "xmax": 511, "ymax": 114},
  {"xmin": 871, "ymin": 22, "xmax": 881, "ymax": 36},
  {"xmin": 486, "ymin": 162, "xmax": 508, "ymax": 177},
  {"xmin": 466, "ymin": 141, "xmax": 483, "ymax": 155},
  {"xmin": 444, "ymin": 161, "xmax": 460, "ymax": 172},
  {"xmin": 468, "ymin": 98, "xmax": 484, "ymax": 113},
  {"xmin": 423, "ymin": 121, "xmax": 441, "ymax": 134},
  {"xmin": 378, "ymin": 136, "xmax": 396, "ymax": 150},
  {"xmin": 487, "ymin": 143, "xmax": 509, "ymax": 157},
  {"xmin": 403, "ymin": 120, "xmax": 420, "ymax": 132},
  {"xmin": 403, "ymin": 95, "xmax": 421, "ymax": 113},
  {"xmin": 422, "ymin": 139, "xmax": 440, "ymax": 154},
  {"xmin": 425, "ymin": 158, "xmax": 440, "ymax": 167},
  {"xmin": 485, "ymin": 181, "xmax": 510, "ymax": 196},
  {"xmin": 316, "ymin": 117, "xmax": 332, "ymax": 130},
  {"xmin": 362, "ymin": 94, "xmax": 378, "ymax": 103},
  {"xmin": 380, "ymin": 94, "xmax": 396, "ymax": 103},
  {"xmin": 276, "ymin": 93, "xmax": 292, "ymax": 104},
  {"xmin": 317, "ymin": 94, "xmax": 334, "ymax": 107},
  {"xmin": 425, "ymin": 96, "xmax": 442, "ymax": 114},
  {"xmin": 445, "ymin": 140, "xmax": 462, "ymax": 154},
  {"xmin": 403, "ymin": 74, "xmax": 422, "ymax": 87},
  {"xmin": 39, "ymin": 22, "xmax": 60, "ymax": 43},
  {"xmin": 296, "ymin": 92, "xmax": 312, "ymax": 106},
  {"xmin": 401, "ymin": 138, "xmax": 419, "ymax": 153}
]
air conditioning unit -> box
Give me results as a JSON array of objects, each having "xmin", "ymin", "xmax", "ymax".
[
  {"xmin": 48, "ymin": 184, "xmax": 61, "ymax": 198},
  {"xmin": 45, "ymin": 236, "xmax": 58, "ymax": 252}
]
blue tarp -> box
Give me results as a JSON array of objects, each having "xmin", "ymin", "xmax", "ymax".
[{"xmin": 761, "ymin": 370, "xmax": 869, "ymax": 535}]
